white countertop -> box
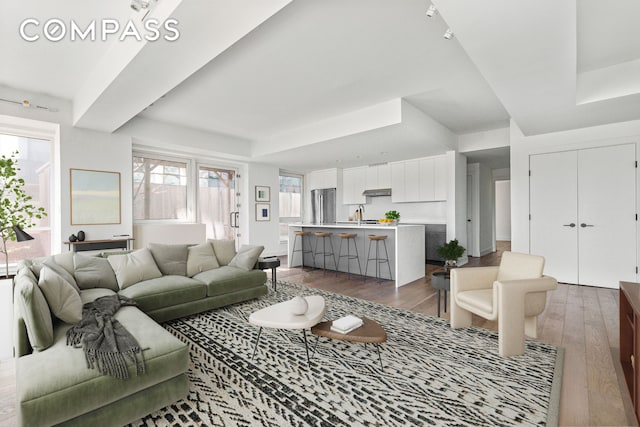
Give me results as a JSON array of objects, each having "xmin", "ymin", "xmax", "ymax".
[{"xmin": 288, "ymin": 223, "xmax": 424, "ymax": 230}]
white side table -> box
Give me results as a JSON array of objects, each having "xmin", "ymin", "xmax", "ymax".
[{"xmin": 248, "ymin": 295, "xmax": 326, "ymax": 364}]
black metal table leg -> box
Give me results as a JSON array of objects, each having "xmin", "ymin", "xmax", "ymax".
[
  {"xmin": 375, "ymin": 344, "xmax": 384, "ymax": 371},
  {"xmin": 251, "ymin": 327, "xmax": 263, "ymax": 360},
  {"xmin": 303, "ymin": 329, "xmax": 310, "ymax": 365},
  {"xmin": 311, "ymin": 335, "xmax": 320, "ymax": 359},
  {"xmin": 437, "ymin": 289, "xmax": 441, "ymax": 317},
  {"xmin": 444, "ymin": 289, "xmax": 447, "ymax": 313},
  {"xmin": 271, "ymin": 267, "xmax": 277, "ymax": 291}
]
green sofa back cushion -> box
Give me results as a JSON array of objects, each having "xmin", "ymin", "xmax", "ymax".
[
  {"xmin": 73, "ymin": 253, "xmax": 119, "ymax": 291},
  {"xmin": 107, "ymin": 248, "xmax": 162, "ymax": 290},
  {"xmin": 15, "ymin": 267, "xmax": 54, "ymax": 352},
  {"xmin": 148, "ymin": 243, "xmax": 189, "ymax": 276},
  {"xmin": 208, "ymin": 239, "xmax": 236, "ymax": 266},
  {"xmin": 186, "ymin": 243, "xmax": 219, "ymax": 277}
]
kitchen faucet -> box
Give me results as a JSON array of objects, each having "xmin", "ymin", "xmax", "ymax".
[{"xmin": 357, "ymin": 204, "xmax": 365, "ymax": 225}]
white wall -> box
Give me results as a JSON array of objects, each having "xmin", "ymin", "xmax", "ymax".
[
  {"xmin": 510, "ymin": 118, "xmax": 640, "ymax": 253},
  {"xmin": 446, "ymin": 151, "xmax": 468, "ymax": 265},
  {"xmin": 246, "ymin": 163, "xmax": 281, "ymax": 257},
  {"xmin": 495, "ymin": 180, "xmax": 511, "ymax": 241},
  {"xmin": 0, "ymin": 86, "xmax": 133, "ymax": 254}
]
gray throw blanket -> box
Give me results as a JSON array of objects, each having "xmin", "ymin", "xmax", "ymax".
[{"xmin": 66, "ymin": 294, "xmax": 145, "ymax": 379}]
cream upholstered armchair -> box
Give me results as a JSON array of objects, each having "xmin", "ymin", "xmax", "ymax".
[{"xmin": 450, "ymin": 251, "xmax": 557, "ymax": 357}]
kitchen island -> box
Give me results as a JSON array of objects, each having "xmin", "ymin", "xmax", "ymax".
[{"xmin": 288, "ymin": 223, "xmax": 425, "ymax": 287}]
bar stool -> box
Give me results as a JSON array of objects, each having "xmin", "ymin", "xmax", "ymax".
[
  {"xmin": 365, "ymin": 235, "xmax": 392, "ymax": 282},
  {"xmin": 291, "ymin": 231, "xmax": 314, "ymax": 270},
  {"xmin": 313, "ymin": 232, "xmax": 337, "ymax": 272},
  {"xmin": 337, "ymin": 233, "xmax": 363, "ymax": 279}
]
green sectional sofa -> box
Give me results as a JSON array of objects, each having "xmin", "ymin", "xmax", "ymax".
[{"xmin": 13, "ymin": 240, "xmax": 268, "ymax": 427}]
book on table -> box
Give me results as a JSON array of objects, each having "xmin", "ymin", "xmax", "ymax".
[{"xmin": 331, "ymin": 315, "xmax": 363, "ymax": 334}]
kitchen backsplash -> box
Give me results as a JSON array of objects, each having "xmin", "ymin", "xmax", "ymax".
[{"xmin": 344, "ymin": 196, "xmax": 446, "ymax": 223}]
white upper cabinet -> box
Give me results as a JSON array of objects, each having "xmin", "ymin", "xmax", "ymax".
[
  {"xmin": 390, "ymin": 155, "xmax": 447, "ymax": 202},
  {"xmin": 342, "ymin": 167, "xmax": 366, "ymax": 204},
  {"xmin": 364, "ymin": 164, "xmax": 392, "ymax": 190},
  {"xmin": 433, "ymin": 155, "xmax": 447, "ymax": 201},
  {"xmin": 307, "ymin": 168, "xmax": 337, "ymax": 191}
]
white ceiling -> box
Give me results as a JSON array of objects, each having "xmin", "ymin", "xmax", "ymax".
[{"xmin": 1, "ymin": 0, "xmax": 639, "ymax": 172}]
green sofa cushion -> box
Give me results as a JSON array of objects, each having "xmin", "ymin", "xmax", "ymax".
[
  {"xmin": 208, "ymin": 239, "xmax": 236, "ymax": 266},
  {"xmin": 228, "ymin": 244, "xmax": 264, "ymax": 271},
  {"xmin": 148, "ymin": 243, "xmax": 189, "ymax": 276},
  {"xmin": 14, "ymin": 267, "xmax": 54, "ymax": 352},
  {"xmin": 118, "ymin": 275, "xmax": 207, "ymax": 312},
  {"xmin": 193, "ymin": 266, "xmax": 267, "ymax": 297},
  {"xmin": 108, "ymin": 249, "xmax": 163, "ymax": 290},
  {"xmin": 186, "ymin": 242, "xmax": 219, "ymax": 277},
  {"xmin": 79, "ymin": 288, "xmax": 117, "ymax": 305},
  {"xmin": 37, "ymin": 266, "xmax": 82, "ymax": 324},
  {"xmin": 17, "ymin": 306, "xmax": 188, "ymax": 427},
  {"xmin": 73, "ymin": 254, "xmax": 119, "ymax": 291}
]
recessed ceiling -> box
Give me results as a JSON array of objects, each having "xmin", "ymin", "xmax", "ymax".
[{"xmin": 2, "ymin": 0, "xmax": 640, "ymax": 173}]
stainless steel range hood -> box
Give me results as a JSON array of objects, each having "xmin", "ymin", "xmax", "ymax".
[{"xmin": 362, "ymin": 188, "xmax": 392, "ymax": 197}]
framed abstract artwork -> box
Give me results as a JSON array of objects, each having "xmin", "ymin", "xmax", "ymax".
[
  {"xmin": 70, "ymin": 168, "xmax": 121, "ymax": 225},
  {"xmin": 256, "ymin": 203, "xmax": 270, "ymax": 221},
  {"xmin": 255, "ymin": 186, "xmax": 270, "ymax": 202}
]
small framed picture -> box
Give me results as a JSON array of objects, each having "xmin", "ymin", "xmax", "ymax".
[
  {"xmin": 256, "ymin": 203, "xmax": 270, "ymax": 221},
  {"xmin": 255, "ymin": 185, "xmax": 270, "ymax": 202}
]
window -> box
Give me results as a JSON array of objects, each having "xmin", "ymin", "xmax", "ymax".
[
  {"xmin": 0, "ymin": 134, "xmax": 51, "ymax": 263},
  {"xmin": 279, "ymin": 173, "xmax": 303, "ymax": 241},
  {"xmin": 133, "ymin": 155, "xmax": 188, "ymax": 220}
]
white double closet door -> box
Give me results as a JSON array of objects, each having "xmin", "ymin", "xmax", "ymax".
[{"xmin": 530, "ymin": 144, "xmax": 637, "ymax": 288}]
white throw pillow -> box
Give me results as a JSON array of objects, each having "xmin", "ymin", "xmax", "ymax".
[
  {"xmin": 186, "ymin": 243, "xmax": 220, "ymax": 277},
  {"xmin": 37, "ymin": 265, "xmax": 82, "ymax": 324},
  {"xmin": 107, "ymin": 248, "xmax": 163, "ymax": 290},
  {"xmin": 228, "ymin": 245, "xmax": 264, "ymax": 271}
]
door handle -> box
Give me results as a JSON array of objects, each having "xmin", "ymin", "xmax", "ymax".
[
  {"xmin": 563, "ymin": 223, "xmax": 576, "ymax": 228},
  {"xmin": 580, "ymin": 223, "xmax": 594, "ymax": 228}
]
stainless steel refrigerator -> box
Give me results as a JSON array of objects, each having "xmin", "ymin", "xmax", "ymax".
[{"xmin": 311, "ymin": 188, "xmax": 336, "ymax": 224}]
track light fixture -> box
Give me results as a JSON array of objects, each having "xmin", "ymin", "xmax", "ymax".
[
  {"xmin": 426, "ymin": 5, "xmax": 437, "ymax": 17},
  {"xmin": 443, "ymin": 29, "xmax": 454, "ymax": 40},
  {"xmin": 131, "ymin": 0, "xmax": 154, "ymax": 11}
]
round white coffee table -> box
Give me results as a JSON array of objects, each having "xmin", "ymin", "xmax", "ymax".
[{"xmin": 248, "ymin": 295, "xmax": 326, "ymax": 364}]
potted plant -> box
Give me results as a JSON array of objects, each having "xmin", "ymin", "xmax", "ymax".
[
  {"xmin": 436, "ymin": 239, "xmax": 465, "ymax": 271},
  {"xmin": 0, "ymin": 151, "xmax": 47, "ymax": 278},
  {"xmin": 384, "ymin": 210, "xmax": 400, "ymax": 224}
]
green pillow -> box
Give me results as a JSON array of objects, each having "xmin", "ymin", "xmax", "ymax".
[
  {"xmin": 209, "ymin": 239, "xmax": 237, "ymax": 266},
  {"xmin": 148, "ymin": 243, "xmax": 189, "ymax": 276},
  {"xmin": 73, "ymin": 253, "xmax": 119, "ymax": 291},
  {"xmin": 43, "ymin": 258, "xmax": 80, "ymax": 293},
  {"xmin": 14, "ymin": 268, "xmax": 54, "ymax": 351},
  {"xmin": 37, "ymin": 266, "xmax": 82, "ymax": 324},
  {"xmin": 228, "ymin": 244, "xmax": 264, "ymax": 271},
  {"xmin": 108, "ymin": 248, "xmax": 163, "ymax": 290},
  {"xmin": 187, "ymin": 243, "xmax": 219, "ymax": 277}
]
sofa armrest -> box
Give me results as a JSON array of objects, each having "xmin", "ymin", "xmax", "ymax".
[{"xmin": 451, "ymin": 266, "xmax": 499, "ymax": 293}]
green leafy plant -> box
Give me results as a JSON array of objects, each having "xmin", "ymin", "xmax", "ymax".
[
  {"xmin": 0, "ymin": 151, "xmax": 47, "ymax": 278},
  {"xmin": 437, "ymin": 239, "xmax": 465, "ymax": 262},
  {"xmin": 384, "ymin": 210, "xmax": 400, "ymax": 220}
]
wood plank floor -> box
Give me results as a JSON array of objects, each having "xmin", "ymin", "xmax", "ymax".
[{"xmin": 0, "ymin": 241, "xmax": 635, "ymax": 426}]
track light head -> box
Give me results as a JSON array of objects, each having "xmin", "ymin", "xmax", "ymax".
[
  {"xmin": 426, "ymin": 5, "xmax": 437, "ymax": 17},
  {"xmin": 443, "ymin": 29, "xmax": 454, "ymax": 40}
]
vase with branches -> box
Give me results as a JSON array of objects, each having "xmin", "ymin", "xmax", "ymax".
[{"xmin": 0, "ymin": 151, "xmax": 47, "ymax": 278}]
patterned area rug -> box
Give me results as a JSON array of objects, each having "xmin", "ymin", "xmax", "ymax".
[{"xmin": 132, "ymin": 281, "xmax": 563, "ymax": 427}]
